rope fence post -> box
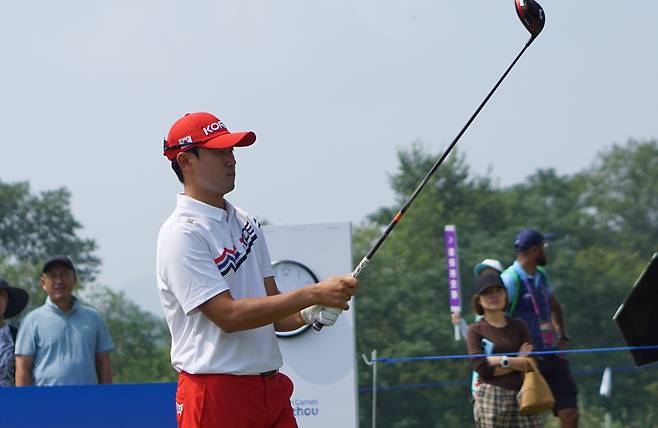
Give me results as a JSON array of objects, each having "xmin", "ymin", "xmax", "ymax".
[{"xmin": 362, "ymin": 349, "xmax": 378, "ymax": 428}]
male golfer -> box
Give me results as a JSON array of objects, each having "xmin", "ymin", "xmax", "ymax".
[{"xmin": 157, "ymin": 112, "xmax": 356, "ymax": 427}]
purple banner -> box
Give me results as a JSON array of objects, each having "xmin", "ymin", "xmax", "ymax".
[{"xmin": 444, "ymin": 225, "xmax": 462, "ymax": 313}]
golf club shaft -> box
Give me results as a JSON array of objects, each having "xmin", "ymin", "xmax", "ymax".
[{"xmin": 314, "ymin": 37, "xmax": 536, "ymax": 331}]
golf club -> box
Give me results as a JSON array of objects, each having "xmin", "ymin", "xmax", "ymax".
[{"xmin": 314, "ymin": 0, "xmax": 546, "ymax": 331}]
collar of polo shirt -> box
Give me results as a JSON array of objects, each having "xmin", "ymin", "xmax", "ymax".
[
  {"xmin": 176, "ymin": 194, "xmax": 236, "ymax": 222},
  {"xmin": 45, "ymin": 295, "xmax": 79, "ymax": 315}
]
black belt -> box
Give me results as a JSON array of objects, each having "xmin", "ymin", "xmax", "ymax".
[{"xmin": 259, "ymin": 369, "xmax": 278, "ymax": 377}]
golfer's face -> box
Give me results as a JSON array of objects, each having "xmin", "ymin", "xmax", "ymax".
[
  {"xmin": 41, "ymin": 265, "xmax": 76, "ymax": 304},
  {"xmin": 0, "ymin": 290, "xmax": 7, "ymax": 318},
  {"xmin": 196, "ymin": 147, "xmax": 236, "ymax": 195}
]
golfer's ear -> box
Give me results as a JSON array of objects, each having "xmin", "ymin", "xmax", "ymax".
[{"xmin": 176, "ymin": 152, "xmax": 194, "ymax": 174}]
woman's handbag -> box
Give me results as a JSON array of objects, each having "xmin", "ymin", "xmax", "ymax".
[{"xmin": 517, "ymin": 358, "xmax": 555, "ymax": 415}]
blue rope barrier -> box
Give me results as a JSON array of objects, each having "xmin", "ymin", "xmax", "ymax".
[
  {"xmin": 359, "ymin": 379, "xmax": 469, "ymax": 393},
  {"xmin": 375, "ymin": 345, "xmax": 658, "ymax": 364},
  {"xmin": 358, "ymin": 362, "xmax": 658, "ymax": 393}
]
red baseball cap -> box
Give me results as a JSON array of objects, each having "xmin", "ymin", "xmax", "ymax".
[{"xmin": 163, "ymin": 112, "xmax": 256, "ymax": 161}]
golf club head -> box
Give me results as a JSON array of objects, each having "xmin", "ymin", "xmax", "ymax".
[{"xmin": 515, "ymin": 0, "xmax": 545, "ymax": 40}]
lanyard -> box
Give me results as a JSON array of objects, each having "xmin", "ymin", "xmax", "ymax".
[{"xmin": 521, "ymin": 277, "xmax": 548, "ymax": 319}]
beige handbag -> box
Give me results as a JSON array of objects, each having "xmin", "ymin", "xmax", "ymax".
[{"xmin": 517, "ymin": 358, "xmax": 555, "ymax": 415}]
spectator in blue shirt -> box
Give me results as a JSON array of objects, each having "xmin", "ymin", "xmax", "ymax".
[
  {"xmin": 501, "ymin": 229, "xmax": 578, "ymax": 428},
  {"xmin": 15, "ymin": 256, "xmax": 114, "ymax": 386}
]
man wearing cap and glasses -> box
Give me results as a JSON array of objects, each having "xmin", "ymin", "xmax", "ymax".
[
  {"xmin": 501, "ymin": 229, "xmax": 579, "ymax": 428},
  {"xmin": 14, "ymin": 256, "xmax": 114, "ymax": 386},
  {"xmin": 158, "ymin": 112, "xmax": 356, "ymax": 427},
  {"xmin": 0, "ymin": 278, "xmax": 29, "ymax": 387}
]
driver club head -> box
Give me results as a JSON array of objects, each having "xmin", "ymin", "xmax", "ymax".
[{"xmin": 515, "ymin": 0, "xmax": 545, "ymax": 39}]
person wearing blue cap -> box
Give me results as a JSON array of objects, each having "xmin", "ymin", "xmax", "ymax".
[{"xmin": 501, "ymin": 229, "xmax": 579, "ymax": 428}]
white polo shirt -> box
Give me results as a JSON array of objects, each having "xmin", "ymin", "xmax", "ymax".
[{"xmin": 156, "ymin": 194, "xmax": 282, "ymax": 375}]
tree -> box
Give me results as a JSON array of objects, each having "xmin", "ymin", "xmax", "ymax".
[
  {"xmin": 84, "ymin": 285, "xmax": 176, "ymax": 383},
  {"xmin": 583, "ymin": 139, "xmax": 658, "ymax": 255},
  {"xmin": 354, "ymin": 139, "xmax": 658, "ymax": 427},
  {"xmin": 356, "ymin": 144, "xmax": 501, "ymax": 427},
  {"xmin": 0, "ymin": 179, "xmax": 175, "ymax": 384},
  {"xmin": 0, "ymin": 180, "xmax": 101, "ymax": 312}
]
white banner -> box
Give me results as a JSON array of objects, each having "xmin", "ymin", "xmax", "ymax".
[{"xmin": 263, "ymin": 222, "xmax": 358, "ymax": 428}]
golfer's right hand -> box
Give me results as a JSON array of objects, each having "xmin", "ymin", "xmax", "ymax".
[{"xmin": 314, "ymin": 276, "xmax": 357, "ymax": 310}]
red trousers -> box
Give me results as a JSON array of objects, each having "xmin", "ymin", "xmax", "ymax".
[{"xmin": 176, "ymin": 371, "xmax": 297, "ymax": 428}]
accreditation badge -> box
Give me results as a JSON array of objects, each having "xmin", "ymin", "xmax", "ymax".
[{"xmin": 539, "ymin": 321, "xmax": 556, "ymax": 348}]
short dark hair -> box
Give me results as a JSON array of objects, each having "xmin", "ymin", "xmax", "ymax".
[
  {"xmin": 171, "ymin": 147, "xmax": 199, "ymax": 183},
  {"xmin": 473, "ymin": 294, "xmax": 484, "ymax": 316}
]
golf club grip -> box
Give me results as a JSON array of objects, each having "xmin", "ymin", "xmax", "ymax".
[{"xmin": 312, "ymin": 257, "xmax": 370, "ymax": 331}]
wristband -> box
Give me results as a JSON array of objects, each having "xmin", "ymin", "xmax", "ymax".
[{"xmin": 500, "ymin": 355, "xmax": 510, "ymax": 368}]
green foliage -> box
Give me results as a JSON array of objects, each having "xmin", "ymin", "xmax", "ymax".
[
  {"xmin": 0, "ymin": 179, "xmax": 174, "ymax": 384},
  {"xmin": 0, "ymin": 258, "xmax": 44, "ymax": 314},
  {"xmin": 84, "ymin": 285, "xmax": 176, "ymax": 383},
  {"xmin": 0, "ymin": 180, "xmax": 102, "ymax": 317},
  {"xmin": 0, "ymin": 180, "xmax": 100, "ymax": 283},
  {"xmin": 354, "ymin": 139, "xmax": 658, "ymax": 426}
]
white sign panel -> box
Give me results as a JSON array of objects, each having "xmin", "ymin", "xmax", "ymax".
[{"xmin": 263, "ymin": 222, "xmax": 358, "ymax": 428}]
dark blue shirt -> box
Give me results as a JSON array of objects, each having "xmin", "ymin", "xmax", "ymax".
[{"xmin": 501, "ymin": 261, "xmax": 556, "ymax": 351}]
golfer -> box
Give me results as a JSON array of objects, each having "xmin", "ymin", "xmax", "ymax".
[{"xmin": 157, "ymin": 112, "xmax": 357, "ymax": 427}]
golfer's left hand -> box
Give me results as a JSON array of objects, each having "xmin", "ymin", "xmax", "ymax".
[
  {"xmin": 316, "ymin": 307, "xmax": 341, "ymax": 326},
  {"xmin": 300, "ymin": 306, "xmax": 341, "ymax": 327}
]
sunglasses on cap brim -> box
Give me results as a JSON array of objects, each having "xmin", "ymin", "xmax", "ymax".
[{"xmin": 163, "ymin": 139, "xmax": 203, "ymax": 153}]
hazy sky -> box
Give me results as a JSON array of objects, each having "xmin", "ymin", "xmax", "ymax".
[{"xmin": 2, "ymin": 1, "xmax": 657, "ymax": 314}]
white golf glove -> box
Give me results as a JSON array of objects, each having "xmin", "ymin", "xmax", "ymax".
[{"xmin": 300, "ymin": 306, "xmax": 341, "ymax": 327}]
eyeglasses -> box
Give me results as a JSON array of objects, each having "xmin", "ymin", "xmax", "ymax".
[{"xmin": 163, "ymin": 139, "xmax": 203, "ymax": 152}]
